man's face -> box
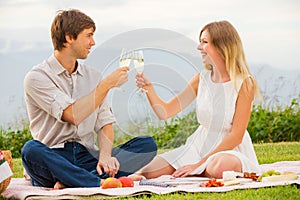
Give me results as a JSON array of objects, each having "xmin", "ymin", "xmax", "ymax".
[{"xmin": 70, "ymin": 28, "xmax": 95, "ymax": 59}]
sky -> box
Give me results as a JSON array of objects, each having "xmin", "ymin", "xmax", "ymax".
[
  {"xmin": 0, "ymin": 0, "xmax": 300, "ymax": 70},
  {"xmin": 0, "ymin": 0, "xmax": 300, "ymax": 127}
]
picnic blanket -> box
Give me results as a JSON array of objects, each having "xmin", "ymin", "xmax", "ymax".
[{"xmin": 2, "ymin": 161, "xmax": 300, "ymax": 200}]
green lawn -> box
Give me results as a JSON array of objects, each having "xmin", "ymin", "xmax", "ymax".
[{"xmin": 3, "ymin": 142, "xmax": 300, "ymax": 199}]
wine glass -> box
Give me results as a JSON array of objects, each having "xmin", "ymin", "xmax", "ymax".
[
  {"xmin": 134, "ymin": 50, "xmax": 148, "ymax": 93},
  {"xmin": 120, "ymin": 48, "xmax": 132, "ymax": 68},
  {"xmin": 117, "ymin": 48, "xmax": 132, "ymax": 92}
]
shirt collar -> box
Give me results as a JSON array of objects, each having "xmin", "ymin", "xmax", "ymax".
[
  {"xmin": 47, "ymin": 54, "xmax": 83, "ymax": 76},
  {"xmin": 76, "ymin": 63, "xmax": 83, "ymax": 76}
]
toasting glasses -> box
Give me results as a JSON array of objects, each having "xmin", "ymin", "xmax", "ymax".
[
  {"xmin": 118, "ymin": 48, "xmax": 147, "ymax": 93},
  {"xmin": 133, "ymin": 50, "xmax": 148, "ymax": 93},
  {"xmin": 119, "ymin": 48, "xmax": 132, "ymax": 68},
  {"xmin": 116, "ymin": 48, "xmax": 132, "ymax": 92}
]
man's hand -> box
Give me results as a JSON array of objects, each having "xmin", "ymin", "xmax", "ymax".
[
  {"xmin": 104, "ymin": 67, "xmax": 129, "ymax": 89},
  {"xmin": 97, "ymin": 156, "xmax": 120, "ymax": 178}
]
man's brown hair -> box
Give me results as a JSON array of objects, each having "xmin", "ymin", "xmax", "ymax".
[{"xmin": 51, "ymin": 9, "xmax": 96, "ymax": 51}]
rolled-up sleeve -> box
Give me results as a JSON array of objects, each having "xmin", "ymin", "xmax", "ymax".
[
  {"xmin": 24, "ymin": 70, "xmax": 74, "ymax": 122},
  {"xmin": 51, "ymin": 93, "xmax": 74, "ymax": 121},
  {"xmin": 94, "ymin": 97, "xmax": 116, "ymax": 133}
]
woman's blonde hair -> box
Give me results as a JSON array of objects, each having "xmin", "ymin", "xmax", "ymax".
[{"xmin": 200, "ymin": 20, "xmax": 260, "ymax": 97}]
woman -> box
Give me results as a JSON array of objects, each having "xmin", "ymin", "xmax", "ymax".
[{"xmin": 135, "ymin": 20, "xmax": 261, "ymax": 179}]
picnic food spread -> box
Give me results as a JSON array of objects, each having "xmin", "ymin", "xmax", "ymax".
[
  {"xmin": 101, "ymin": 178, "xmax": 122, "ymax": 189},
  {"xmin": 257, "ymin": 170, "xmax": 298, "ymax": 182},
  {"xmin": 200, "ymin": 170, "xmax": 298, "ymax": 187},
  {"xmin": 118, "ymin": 176, "xmax": 134, "ymax": 187},
  {"xmin": 200, "ymin": 179, "xmax": 224, "ymax": 187},
  {"xmin": 137, "ymin": 170, "xmax": 299, "ymax": 188},
  {"xmin": 101, "ymin": 169, "xmax": 298, "ymax": 189},
  {"xmin": 102, "ymin": 177, "xmax": 134, "ymax": 189}
]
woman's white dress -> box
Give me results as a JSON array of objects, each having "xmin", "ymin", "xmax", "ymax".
[{"xmin": 159, "ymin": 69, "xmax": 260, "ymax": 174}]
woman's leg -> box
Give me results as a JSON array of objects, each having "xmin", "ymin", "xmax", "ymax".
[
  {"xmin": 204, "ymin": 154, "xmax": 242, "ymax": 178},
  {"xmin": 140, "ymin": 156, "xmax": 176, "ymax": 179},
  {"xmin": 112, "ymin": 136, "xmax": 157, "ymax": 177}
]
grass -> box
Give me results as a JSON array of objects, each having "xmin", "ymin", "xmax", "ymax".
[
  {"xmin": 254, "ymin": 142, "xmax": 300, "ymax": 164},
  {"xmin": 3, "ymin": 142, "xmax": 300, "ymax": 199}
]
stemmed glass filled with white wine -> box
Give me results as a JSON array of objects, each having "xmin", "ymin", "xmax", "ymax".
[
  {"xmin": 134, "ymin": 50, "xmax": 148, "ymax": 93},
  {"xmin": 117, "ymin": 48, "xmax": 132, "ymax": 92},
  {"xmin": 119, "ymin": 48, "xmax": 132, "ymax": 68}
]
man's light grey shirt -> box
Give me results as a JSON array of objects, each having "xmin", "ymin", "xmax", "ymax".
[{"xmin": 24, "ymin": 55, "xmax": 116, "ymax": 150}]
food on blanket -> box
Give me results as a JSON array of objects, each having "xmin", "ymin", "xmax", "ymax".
[
  {"xmin": 258, "ymin": 170, "xmax": 298, "ymax": 182},
  {"xmin": 222, "ymin": 171, "xmax": 260, "ymax": 181},
  {"xmin": 101, "ymin": 177, "xmax": 122, "ymax": 189},
  {"xmin": 261, "ymin": 172, "xmax": 298, "ymax": 182},
  {"xmin": 243, "ymin": 172, "xmax": 259, "ymax": 181},
  {"xmin": 282, "ymin": 171, "xmax": 296, "ymax": 175},
  {"xmin": 222, "ymin": 171, "xmax": 245, "ymax": 180},
  {"xmin": 222, "ymin": 179, "xmax": 241, "ymax": 186},
  {"xmin": 265, "ymin": 169, "xmax": 280, "ymax": 176},
  {"xmin": 118, "ymin": 176, "xmax": 134, "ymax": 187},
  {"xmin": 200, "ymin": 179, "xmax": 224, "ymax": 187},
  {"xmin": 217, "ymin": 177, "xmax": 253, "ymax": 186},
  {"xmin": 258, "ymin": 169, "xmax": 281, "ymax": 182},
  {"xmin": 223, "ymin": 171, "xmax": 238, "ymax": 181}
]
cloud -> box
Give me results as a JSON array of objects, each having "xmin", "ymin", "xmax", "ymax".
[{"xmin": 0, "ymin": 0, "xmax": 300, "ymax": 69}]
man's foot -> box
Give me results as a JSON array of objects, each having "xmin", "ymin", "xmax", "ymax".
[
  {"xmin": 53, "ymin": 181, "xmax": 66, "ymax": 190},
  {"xmin": 24, "ymin": 172, "xmax": 31, "ymax": 181}
]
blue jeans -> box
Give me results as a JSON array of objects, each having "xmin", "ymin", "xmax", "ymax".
[{"xmin": 22, "ymin": 136, "xmax": 157, "ymax": 188}]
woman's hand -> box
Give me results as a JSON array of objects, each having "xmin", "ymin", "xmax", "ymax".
[
  {"xmin": 172, "ymin": 163, "xmax": 200, "ymax": 178},
  {"xmin": 135, "ymin": 73, "xmax": 151, "ymax": 89}
]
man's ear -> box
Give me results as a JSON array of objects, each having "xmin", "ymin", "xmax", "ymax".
[{"xmin": 65, "ymin": 34, "xmax": 73, "ymax": 45}]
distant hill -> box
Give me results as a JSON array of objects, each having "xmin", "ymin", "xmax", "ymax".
[
  {"xmin": 251, "ymin": 63, "xmax": 300, "ymax": 108},
  {"xmin": 0, "ymin": 47, "xmax": 299, "ymax": 129}
]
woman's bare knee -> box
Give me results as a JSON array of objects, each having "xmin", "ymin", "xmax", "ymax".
[{"xmin": 205, "ymin": 154, "xmax": 242, "ymax": 178}]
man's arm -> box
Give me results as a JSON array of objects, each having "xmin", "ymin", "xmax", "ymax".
[
  {"xmin": 62, "ymin": 67, "xmax": 129, "ymax": 125},
  {"xmin": 96, "ymin": 123, "xmax": 120, "ymax": 177}
]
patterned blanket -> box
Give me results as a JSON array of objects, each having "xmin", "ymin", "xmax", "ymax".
[{"xmin": 2, "ymin": 161, "xmax": 300, "ymax": 200}]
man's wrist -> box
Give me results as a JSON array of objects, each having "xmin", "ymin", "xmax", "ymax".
[
  {"xmin": 99, "ymin": 78, "xmax": 112, "ymax": 92},
  {"xmin": 99, "ymin": 153, "xmax": 112, "ymax": 160}
]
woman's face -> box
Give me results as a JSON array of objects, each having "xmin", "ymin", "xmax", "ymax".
[{"xmin": 197, "ymin": 30, "xmax": 219, "ymax": 66}]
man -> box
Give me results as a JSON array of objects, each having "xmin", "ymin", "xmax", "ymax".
[{"xmin": 22, "ymin": 9, "xmax": 157, "ymax": 188}]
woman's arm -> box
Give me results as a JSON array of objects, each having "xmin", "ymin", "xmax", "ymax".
[
  {"xmin": 172, "ymin": 77, "xmax": 255, "ymax": 177},
  {"xmin": 137, "ymin": 73, "xmax": 200, "ymax": 120}
]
